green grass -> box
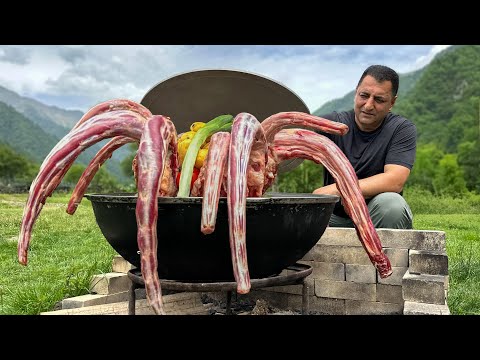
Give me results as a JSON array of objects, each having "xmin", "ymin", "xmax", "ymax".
[
  {"xmin": 405, "ymin": 187, "xmax": 480, "ymax": 315},
  {"xmin": 0, "ymin": 193, "xmax": 116, "ymax": 314},
  {"xmin": 0, "ymin": 190, "xmax": 479, "ymax": 314}
]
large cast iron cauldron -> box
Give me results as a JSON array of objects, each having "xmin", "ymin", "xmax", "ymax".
[{"xmin": 85, "ymin": 192, "xmax": 339, "ymax": 281}]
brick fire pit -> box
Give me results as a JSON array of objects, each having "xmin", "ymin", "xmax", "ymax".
[{"xmin": 42, "ymin": 227, "xmax": 450, "ymax": 315}]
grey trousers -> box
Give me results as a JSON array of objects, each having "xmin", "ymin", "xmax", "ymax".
[{"xmin": 329, "ymin": 192, "xmax": 413, "ymax": 229}]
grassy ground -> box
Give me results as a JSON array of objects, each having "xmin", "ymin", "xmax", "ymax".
[
  {"xmin": 0, "ymin": 190, "xmax": 479, "ymax": 315},
  {"xmin": 0, "ymin": 193, "xmax": 116, "ymax": 314}
]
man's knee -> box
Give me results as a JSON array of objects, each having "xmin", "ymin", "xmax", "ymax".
[{"xmin": 368, "ymin": 192, "xmax": 413, "ymax": 229}]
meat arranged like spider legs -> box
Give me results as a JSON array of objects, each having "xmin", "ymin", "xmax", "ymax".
[
  {"xmin": 273, "ymin": 128, "xmax": 392, "ymax": 278},
  {"xmin": 18, "ymin": 99, "xmax": 392, "ymax": 316}
]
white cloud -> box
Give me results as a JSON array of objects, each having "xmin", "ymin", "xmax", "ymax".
[
  {"xmin": 0, "ymin": 45, "xmax": 451, "ymax": 114},
  {"xmin": 414, "ymin": 45, "xmax": 451, "ymax": 69}
]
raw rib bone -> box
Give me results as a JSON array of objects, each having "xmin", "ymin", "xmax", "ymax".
[
  {"xmin": 227, "ymin": 113, "xmax": 268, "ymax": 294},
  {"xmin": 273, "ymin": 128, "xmax": 392, "ymax": 278},
  {"xmin": 135, "ymin": 115, "xmax": 178, "ymax": 314},
  {"xmin": 200, "ymin": 131, "xmax": 231, "ymax": 235},
  {"xmin": 18, "ymin": 110, "xmax": 146, "ymax": 266}
]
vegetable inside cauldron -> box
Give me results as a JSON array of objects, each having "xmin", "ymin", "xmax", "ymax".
[{"xmin": 85, "ymin": 192, "xmax": 338, "ymax": 281}]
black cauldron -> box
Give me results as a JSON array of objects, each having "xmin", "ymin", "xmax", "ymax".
[{"xmin": 85, "ymin": 192, "xmax": 338, "ymax": 281}]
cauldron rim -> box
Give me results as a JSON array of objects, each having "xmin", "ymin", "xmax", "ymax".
[
  {"xmin": 85, "ymin": 191, "xmax": 339, "ymax": 280},
  {"xmin": 84, "ymin": 192, "xmax": 340, "ymax": 205}
]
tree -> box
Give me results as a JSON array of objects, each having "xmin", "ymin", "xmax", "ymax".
[
  {"xmin": 0, "ymin": 143, "xmax": 37, "ymax": 182},
  {"xmin": 120, "ymin": 143, "xmax": 138, "ymax": 178},
  {"xmin": 275, "ymin": 160, "xmax": 324, "ymax": 193},
  {"xmin": 63, "ymin": 163, "xmax": 119, "ymax": 192},
  {"xmin": 432, "ymin": 154, "xmax": 468, "ymax": 197},
  {"xmin": 408, "ymin": 143, "xmax": 444, "ymax": 192},
  {"xmin": 458, "ymin": 140, "xmax": 480, "ymax": 193}
]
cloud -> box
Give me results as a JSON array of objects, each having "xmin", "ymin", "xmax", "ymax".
[
  {"xmin": 0, "ymin": 45, "xmax": 451, "ymax": 113},
  {"xmin": 0, "ymin": 46, "xmax": 31, "ymax": 65}
]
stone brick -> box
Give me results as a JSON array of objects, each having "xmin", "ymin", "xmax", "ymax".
[
  {"xmin": 383, "ymin": 248, "xmax": 409, "ymax": 267},
  {"xmin": 377, "ymin": 266, "xmax": 408, "ymax": 286},
  {"xmin": 345, "ymin": 300, "xmax": 403, "ymax": 315},
  {"xmin": 41, "ymin": 292, "xmax": 209, "ymax": 315},
  {"xmin": 403, "ymin": 301, "xmax": 451, "ymax": 315},
  {"xmin": 262, "ymin": 279, "xmax": 314, "ymax": 296},
  {"xmin": 61, "ymin": 291, "xmax": 130, "ymax": 309},
  {"xmin": 310, "ymin": 262, "xmax": 345, "ymax": 281},
  {"xmin": 346, "ymin": 264, "xmax": 376, "ymax": 283},
  {"xmin": 112, "ymin": 255, "xmax": 136, "ymax": 273},
  {"xmin": 402, "ymin": 271, "xmax": 447, "ymax": 305},
  {"xmin": 317, "ymin": 227, "xmax": 362, "ymax": 247},
  {"xmin": 375, "ymin": 229, "xmax": 446, "ymax": 251},
  {"xmin": 315, "ymin": 279, "xmax": 376, "ymax": 301},
  {"xmin": 409, "ymin": 250, "xmax": 448, "ymax": 275},
  {"xmin": 90, "ymin": 272, "xmax": 131, "ymax": 295},
  {"xmin": 376, "ymin": 284, "xmax": 404, "ymax": 304},
  {"xmin": 309, "ymin": 244, "xmax": 372, "ymax": 265},
  {"xmin": 310, "ymin": 296, "xmax": 346, "ymax": 315}
]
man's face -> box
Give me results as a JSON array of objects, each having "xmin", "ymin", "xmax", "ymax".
[{"xmin": 354, "ymin": 75, "xmax": 397, "ymax": 132}]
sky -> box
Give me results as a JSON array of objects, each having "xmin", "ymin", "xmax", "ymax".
[{"xmin": 0, "ymin": 45, "xmax": 451, "ymax": 114}]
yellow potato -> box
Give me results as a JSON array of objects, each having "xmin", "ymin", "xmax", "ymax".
[
  {"xmin": 190, "ymin": 122, "xmax": 206, "ymax": 132},
  {"xmin": 195, "ymin": 148, "xmax": 209, "ymax": 169}
]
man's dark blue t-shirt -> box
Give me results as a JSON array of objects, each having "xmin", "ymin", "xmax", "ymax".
[{"xmin": 319, "ymin": 110, "xmax": 417, "ymax": 218}]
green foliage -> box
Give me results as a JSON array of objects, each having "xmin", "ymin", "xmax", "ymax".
[
  {"xmin": 312, "ymin": 45, "xmax": 480, "ymax": 196},
  {"xmin": 120, "ymin": 143, "xmax": 138, "ymax": 178},
  {"xmin": 395, "ymin": 45, "xmax": 480, "ymax": 153},
  {"xmin": 313, "ymin": 68, "xmax": 425, "ymax": 115},
  {"xmin": 0, "ymin": 143, "xmax": 37, "ymax": 182},
  {"xmin": 0, "ymin": 101, "xmax": 60, "ymax": 164},
  {"xmin": 0, "ymin": 100, "xmax": 130, "ymax": 184},
  {"xmin": 275, "ymin": 160, "xmax": 324, "ymax": 193},
  {"xmin": 404, "ymin": 186, "xmax": 480, "ymax": 214},
  {"xmin": 408, "ymin": 143, "xmax": 444, "ymax": 192},
  {"xmin": 62, "ymin": 164, "xmax": 120, "ymax": 193},
  {"xmin": 458, "ymin": 140, "xmax": 480, "ymax": 193},
  {"xmin": 432, "ymin": 154, "xmax": 468, "ymax": 196}
]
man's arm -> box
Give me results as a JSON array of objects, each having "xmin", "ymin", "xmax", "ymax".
[{"xmin": 313, "ymin": 164, "xmax": 411, "ymax": 199}]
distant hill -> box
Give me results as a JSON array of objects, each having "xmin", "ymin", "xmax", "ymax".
[
  {"xmin": 0, "ymin": 87, "xmax": 130, "ymax": 182},
  {"xmin": 0, "ymin": 85, "xmax": 83, "ymax": 139},
  {"xmin": 0, "ymin": 102, "xmax": 59, "ymax": 163},
  {"xmin": 312, "ymin": 68, "xmax": 425, "ymax": 115},
  {"xmin": 311, "ymin": 44, "xmax": 479, "ymax": 156},
  {"xmin": 394, "ymin": 45, "xmax": 480, "ymax": 153}
]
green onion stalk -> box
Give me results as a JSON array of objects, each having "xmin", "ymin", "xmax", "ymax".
[{"xmin": 177, "ymin": 114, "xmax": 233, "ymax": 197}]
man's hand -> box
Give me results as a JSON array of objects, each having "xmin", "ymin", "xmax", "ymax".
[
  {"xmin": 313, "ymin": 164, "xmax": 411, "ymax": 199},
  {"xmin": 313, "ymin": 183, "xmax": 340, "ymax": 197}
]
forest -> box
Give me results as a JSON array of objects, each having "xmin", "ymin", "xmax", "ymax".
[{"xmin": 0, "ymin": 45, "xmax": 479, "ymax": 198}]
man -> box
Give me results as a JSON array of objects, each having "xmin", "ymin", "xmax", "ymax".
[{"xmin": 313, "ymin": 65, "xmax": 416, "ymax": 229}]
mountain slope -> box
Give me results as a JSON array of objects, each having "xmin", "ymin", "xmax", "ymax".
[
  {"xmin": 0, "ymin": 87, "xmax": 130, "ymax": 182},
  {"xmin": 0, "ymin": 100, "xmax": 128, "ymax": 182},
  {"xmin": 0, "ymin": 85, "xmax": 83, "ymax": 139},
  {"xmin": 312, "ymin": 67, "xmax": 425, "ymax": 115},
  {"xmin": 394, "ymin": 45, "xmax": 480, "ymax": 152},
  {"xmin": 0, "ymin": 102, "xmax": 59, "ymax": 163},
  {"xmin": 311, "ymin": 45, "xmax": 479, "ymax": 155}
]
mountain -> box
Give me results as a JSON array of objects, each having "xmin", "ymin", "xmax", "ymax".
[
  {"xmin": 394, "ymin": 45, "xmax": 480, "ymax": 153},
  {"xmin": 0, "ymin": 85, "xmax": 83, "ymax": 139},
  {"xmin": 312, "ymin": 44, "xmax": 480, "ymax": 156},
  {"xmin": 0, "ymin": 102, "xmax": 59, "ymax": 163},
  {"xmin": 312, "ymin": 68, "xmax": 425, "ymax": 115},
  {"xmin": 0, "ymin": 87, "xmax": 130, "ymax": 182}
]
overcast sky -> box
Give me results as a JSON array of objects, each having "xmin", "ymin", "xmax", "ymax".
[{"xmin": 0, "ymin": 45, "xmax": 450, "ymax": 114}]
